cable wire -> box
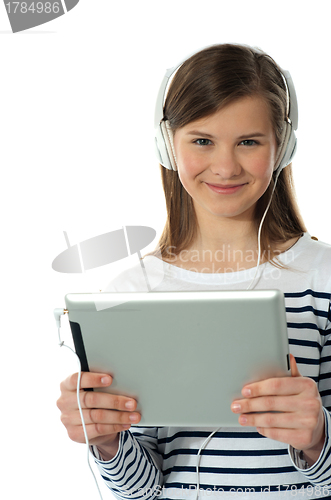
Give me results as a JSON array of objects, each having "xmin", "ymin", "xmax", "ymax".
[
  {"xmin": 246, "ymin": 168, "xmax": 282, "ymax": 290},
  {"xmin": 195, "ymin": 168, "xmax": 282, "ymax": 499},
  {"xmin": 58, "ymin": 326, "xmax": 104, "ymax": 500}
]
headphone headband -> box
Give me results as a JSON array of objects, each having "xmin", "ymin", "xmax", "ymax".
[
  {"xmin": 154, "ymin": 49, "xmax": 199, "ymax": 129},
  {"xmin": 154, "ymin": 45, "xmax": 298, "ymax": 173}
]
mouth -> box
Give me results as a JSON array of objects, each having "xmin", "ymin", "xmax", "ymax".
[{"xmin": 205, "ymin": 182, "xmax": 247, "ymax": 194}]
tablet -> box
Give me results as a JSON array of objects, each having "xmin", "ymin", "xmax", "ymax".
[{"xmin": 65, "ymin": 290, "xmax": 290, "ymax": 427}]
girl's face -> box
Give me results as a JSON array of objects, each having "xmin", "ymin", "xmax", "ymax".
[{"xmin": 173, "ymin": 96, "xmax": 278, "ymax": 223}]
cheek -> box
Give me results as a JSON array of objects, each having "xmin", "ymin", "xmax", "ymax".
[
  {"xmin": 180, "ymin": 158, "xmax": 202, "ymax": 176},
  {"xmin": 174, "ymin": 134, "xmax": 206, "ymax": 177},
  {"xmin": 252, "ymin": 161, "xmax": 273, "ymax": 182},
  {"xmin": 177, "ymin": 165, "xmax": 194, "ymax": 195},
  {"xmin": 246, "ymin": 149, "xmax": 275, "ymax": 183},
  {"xmin": 177, "ymin": 149, "xmax": 204, "ymax": 184}
]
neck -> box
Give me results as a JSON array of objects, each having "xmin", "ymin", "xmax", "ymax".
[
  {"xmin": 191, "ymin": 208, "xmax": 259, "ymax": 254},
  {"xmin": 173, "ymin": 214, "xmax": 263, "ymax": 273},
  {"xmin": 195, "ymin": 222, "xmax": 257, "ymax": 252}
]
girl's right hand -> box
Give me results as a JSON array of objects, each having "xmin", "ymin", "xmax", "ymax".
[{"xmin": 57, "ymin": 372, "xmax": 141, "ymax": 460}]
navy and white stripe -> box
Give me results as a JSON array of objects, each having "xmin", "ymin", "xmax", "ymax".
[{"xmin": 92, "ymin": 234, "xmax": 331, "ymax": 499}]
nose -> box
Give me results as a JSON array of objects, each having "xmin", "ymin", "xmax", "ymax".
[{"xmin": 210, "ymin": 146, "xmax": 242, "ymax": 178}]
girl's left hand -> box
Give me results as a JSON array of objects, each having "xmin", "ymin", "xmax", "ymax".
[{"xmin": 231, "ymin": 354, "xmax": 325, "ymax": 465}]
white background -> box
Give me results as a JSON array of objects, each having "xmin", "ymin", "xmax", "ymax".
[{"xmin": 1, "ymin": 1, "xmax": 330, "ymax": 499}]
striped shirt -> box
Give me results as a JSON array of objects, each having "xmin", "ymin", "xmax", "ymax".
[{"xmin": 91, "ymin": 233, "xmax": 331, "ymax": 499}]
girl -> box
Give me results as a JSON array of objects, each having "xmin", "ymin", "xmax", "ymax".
[{"xmin": 57, "ymin": 44, "xmax": 331, "ymax": 498}]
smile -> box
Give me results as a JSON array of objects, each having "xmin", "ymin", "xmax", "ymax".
[{"xmin": 205, "ymin": 182, "xmax": 247, "ymax": 194}]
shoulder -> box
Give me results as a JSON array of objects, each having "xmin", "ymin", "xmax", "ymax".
[
  {"xmin": 287, "ymin": 233, "xmax": 331, "ymax": 294},
  {"xmin": 298, "ymin": 233, "xmax": 331, "ymax": 265}
]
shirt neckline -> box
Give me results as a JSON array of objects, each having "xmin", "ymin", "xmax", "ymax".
[{"xmin": 149, "ymin": 232, "xmax": 309, "ymax": 285}]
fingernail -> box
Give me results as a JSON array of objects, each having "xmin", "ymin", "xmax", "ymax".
[
  {"xmin": 101, "ymin": 376, "xmax": 111, "ymax": 385},
  {"xmin": 231, "ymin": 403, "xmax": 241, "ymax": 413},
  {"xmin": 125, "ymin": 400, "xmax": 135, "ymax": 410},
  {"xmin": 129, "ymin": 413, "xmax": 139, "ymax": 422},
  {"xmin": 242, "ymin": 387, "xmax": 251, "ymax": 397},
  {"xmin": 240, "ymin": 415, "xmax": 247, "ymax": 425}
]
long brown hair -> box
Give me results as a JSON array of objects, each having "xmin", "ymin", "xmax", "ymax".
[{"xmin": 147, "ymin": 44, "xmax": 306, "ymax": 265}]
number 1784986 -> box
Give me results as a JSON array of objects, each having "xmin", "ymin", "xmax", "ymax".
[{"xmin": 5, "ymin": 2, "xmax": 60, "ymax": 14}]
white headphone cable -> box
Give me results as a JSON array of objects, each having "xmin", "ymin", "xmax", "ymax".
[
  {"xmin": 56, "ymin": 311, "xmax": 138, "ymax": 499},
  {"xmin": 55, "ymin": 169, "xmax": 282, "ymax": 500},
  {"xmin": 194, "ymin": 428, "xmax": 221, "ymax": 500},
  {"xmin": 246, "ymin": 167, "xmax": 282, "ymax": 291},
  {"xmin": 194, "ymin": 168, "xmax": 282, "ymax": 500},
  {"xmin": 55, "ymin": 310, "xmax": 104, "ymax": 500}
]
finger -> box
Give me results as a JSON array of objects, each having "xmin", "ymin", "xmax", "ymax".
[
  {"xmin": 255, "ymin": 426, "xmax": 311, "ymax": 448},
  {"xmin": 290, "ymin": 354, "xmax": 302, "ymax": 377},
  {"xmin": 241, "ymin": 375, "xmax": 310, "ymax": 399},
  {"xmin": 58, "ymin": 388, "xmax": 138, "ymax": 413},
  {"xmin": 61, "ymin": 407, "xmax": 141, "ymax": 427},
  {"xmin": 237, "ymin": 409, "xmax": 313, "ymax": 430},
  {"xmin": 61, "ymin": 372, "xmax": 113, "ymax": 392},
  {"xmin": 231, "ymin": 394, "xmax": 303, "ymax": 415},
  {"xmin": 80, "ymin": 390, "xmax": 138, "ymax": 412}
]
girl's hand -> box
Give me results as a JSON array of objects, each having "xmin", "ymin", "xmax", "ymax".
[
  {"xmin": 231, "ymin": 354, "xmax": 325, "ymax": 466},
  {"xmin": 57, "ymin": 372, "xmax": 141, "ymax": 460}
]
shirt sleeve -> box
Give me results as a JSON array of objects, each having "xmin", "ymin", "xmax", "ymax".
[
  {"xmin": 289, "ymin": 408, "xmax": 331, "ymax": 491},
  {"xmin": 90, "ymin": 427, "xmax": 163, "ymax": 499},
  {"xmin": 289, "ymin": 300, "xmax": 331, "ymax": 492}
]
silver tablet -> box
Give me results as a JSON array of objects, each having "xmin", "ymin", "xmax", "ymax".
[{"xmin": 65, "ymin": 290, "xmax": 290, "ymax": 427}]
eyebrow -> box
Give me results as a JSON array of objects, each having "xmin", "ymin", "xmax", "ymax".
[{"xmin": 186, "ymin": 130, "xmax": 267, "ymax": 140}]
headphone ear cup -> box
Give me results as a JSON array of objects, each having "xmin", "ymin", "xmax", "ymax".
[
  {"xmin": 163, "ymin": 121, "xmax": 178, "ymax": 171},
  {"xmin": 274, "ymin": 123, "xmax": 297, "ymax": 173},
  {"xmin": 154, "ymin": 121, "xmax": 177, "ymax": 171},
  {"xmin": 155, "ymin": 123, "xmax": 171, "ymax": 170},
  {"xmin": 280, "ymin": 128, "xmax": 297, "ymax": 170}
]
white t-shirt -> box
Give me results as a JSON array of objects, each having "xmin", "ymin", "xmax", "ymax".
[{"xmin": 91, "ymin": 233, "xmax": 331, "ymax": 499}]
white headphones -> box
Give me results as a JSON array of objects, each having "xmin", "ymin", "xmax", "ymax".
[{"xmin": 154, "ymin": 45, "xmax": 298, "ymax": 174}]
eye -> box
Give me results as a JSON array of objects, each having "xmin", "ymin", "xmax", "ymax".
[
  {"xmin": 194, "ymin": 138, "xmax": 213, "ymax": 146},
  {"xmin": 239, "ymin": 139, "xmax": 258, "ymax": 146}
]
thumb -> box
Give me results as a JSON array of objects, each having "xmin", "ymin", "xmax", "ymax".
[{"xmin": 290, "ymin": 353, "xmax": 301, "ymax": 377}]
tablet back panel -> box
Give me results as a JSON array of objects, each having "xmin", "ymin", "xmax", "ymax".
[{"xmin": 65, "ymin": 290, "xmax": 290, "ymax": 427}]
